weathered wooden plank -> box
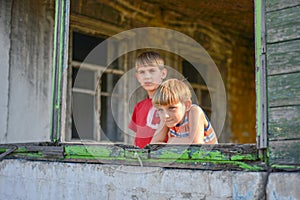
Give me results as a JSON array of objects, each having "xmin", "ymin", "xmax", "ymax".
[
  {"xmin": 0, "ymin": 146, "xmax": 17, "ymax": 161},
  {"xmin": 66, "ymin": 144, "xmax": 263, "ymax": 171},
  {"xmin": 268, "ymin": 73, "xmax": 300, "ymax": 107},
  {"xmin": 0, "ymin": 143, "xmax": 266, "ymax": 171},
  {"xmin": 266, "ymin": 6, "xmax": 300, "ymax": 43},
  {"xmin": 268, "ymin": 106, "xmax": 300, "ymax": 140},
  {"xmin": 124, "ymin": 148, "xmax": 149, "ymax": 159},
  {"xmin": 147, "ymin": 144, "xmax": 190, "ymax": 160},
  {"xmin": 189, "ymin": 144, "xmax": 258, "ymax": 161},
  {"xmin": 147, "ymin": 144, "xmax": 258, "ymax": 161},
  {"xmin": 25, "ymin": 146, "xmax": 64, "ymax": 157},
  {"xmin": 64, "ymin": 144, "xmax": 125, "ymax": 159},
  {"xmin": 267, "ymin": 40, "xmax": 300, "ymax": 75},
  {"xmin": 0, "ymin": 144, "xmax": 65, "ymax": 159},
  {"xmin": 269, "ymin": 140, "xmax": 300, "ymax": 165},
  {"xmin": 266, "ymin": 0, "xmax": 300, "ymax": 12}
]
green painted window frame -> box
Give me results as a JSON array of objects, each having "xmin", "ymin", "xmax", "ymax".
[
  {"xmin": 255, "ymin": 0, "xmax": 268, "ymax": 152},
  {"xmin": 51, "ymin": 0, "xmax": 70, "ymax": 142}
]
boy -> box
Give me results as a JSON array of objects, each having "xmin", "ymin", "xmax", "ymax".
[
  {"xmin": 128, "ymin": 51, "xmax": 167, "ymax": 148},
  {"xmin": 150, "ymin": 78, "xmax": 218, "ymax": 144}
]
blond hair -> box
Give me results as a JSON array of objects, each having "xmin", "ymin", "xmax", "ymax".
[
  {"xmin": 152, "ymin": 79, "xmax": 191, "ymax": 107},
  {"xmin": 135, "ymin": 51, "xmax": 164, "ymax": 69}
]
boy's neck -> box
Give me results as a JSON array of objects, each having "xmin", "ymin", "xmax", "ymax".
[{"xmin": 147, "ymin": 91, "xmax": 155, "ymax": 99}]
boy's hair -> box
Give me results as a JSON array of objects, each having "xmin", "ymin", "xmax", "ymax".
[
  {"xmin": 135, "ymin": 51, "xmax": 164, "ymax": 69},
  {"xmin": 152, "ymin": 78, "xmax": 191, "ymax": 107}
]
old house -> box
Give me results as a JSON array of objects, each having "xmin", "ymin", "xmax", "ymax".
[{"xmin": 0, "ymin": 0, "xmax": 299, "ymax": 199}]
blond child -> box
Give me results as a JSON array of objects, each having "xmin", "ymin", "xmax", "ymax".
[
  {"xmin": 128, "ymin": 51, "xmax": 168, "ymax": 148},
  {"xmin": 150, "ymin": 78, "xmax": 218, "ymax": 144}
]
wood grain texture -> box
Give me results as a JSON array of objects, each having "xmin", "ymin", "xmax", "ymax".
[
  {"xmin": 268, "ymin": 106, "xmax": 300, "ymax": 140},
  {"xmin": 268, "ymin": 72, "xmax": 300, "ymax": 107},
  {"xmin": 267, "ymin": 40, "xmax": 300, "ymax": 75},
  {"xmin": 266, "ymin": 5, "xmax": 300, "ymax": 43},
  {"xmin": 266, "ymin": 0, "xmax": 300, "ymax": 12},
  {"xmin": 1, "ymin": 143, "xmax": 264, "ymax": 171},
  {"xmin": 269, "ymin": 140, "xmax": 300, "ymax": 165},
  {"xmin": 147, "ymin": 144, "xmax": 258, "ymax": 161}
]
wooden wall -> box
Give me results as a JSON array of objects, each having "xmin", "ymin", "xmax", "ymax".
[{"xmin": 266, "ymin": 0, "xmax": 300, "ymax": 165}]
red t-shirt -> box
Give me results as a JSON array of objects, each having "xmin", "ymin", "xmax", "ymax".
[{"xmin": 128, "ymin": 98, "xmax": 160, "ymax": 148}]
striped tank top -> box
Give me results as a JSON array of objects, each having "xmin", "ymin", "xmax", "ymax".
[{"xmin": 169, "ymin": 107, "xmax": 218, "ymax": 144}]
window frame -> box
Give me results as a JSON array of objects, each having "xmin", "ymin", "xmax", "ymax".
[
  {"xmin": 255, "ymin": 0, "xmax": 268, "ymax": 152},
  {"xmin": 47, "ymin": 0, "xmax": 268, "ymax": 170},
  {"xmin": 69, "ymin": 59, "xmax": 127, "ymax": 143},
  {"xmin": 62, "ymin": 13, "xmax": 131, "ymax": 143}
]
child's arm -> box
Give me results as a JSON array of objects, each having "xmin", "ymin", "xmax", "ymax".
[
  {"xmin": 150, "ymin": 122, "xmax": 169, "ymax": 144},
  {"xmin": 188, "ymin": 106, "xmax": 205, "ymax": 144},
  {"xmin": 167, "ymin": 106, "xmax": 205, "ymax": 144}
]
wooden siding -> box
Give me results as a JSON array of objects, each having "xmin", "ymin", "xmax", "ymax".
[
  {"xmin": 269, "ymin": 106, "xmax": 300, "ymax": 140},
  {"xmin": 266, "ymin": 0, "xmax": 300, "ymax": 165},
  {"xmin": 267, "ymin": 40, "xmax": 300, "ymax": 75},
  {"xmin": 269, "ymin": 140, "xmax": 300, "ymax": 165},
  {"xmin": 266, "ymin": 5, "xmax": 300, "ymax": 43},
  {"xmin": 266, "ymin": 0, "xmax": 300, "ymax": 12},
  {"xmin": 268, "ymin": 73, "xmax": 300, "ymax": 107}
]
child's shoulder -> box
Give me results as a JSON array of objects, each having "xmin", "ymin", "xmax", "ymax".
[
  {"xmin": 135, "ymin": 97, "xmax": 152, "ymax": 108},
  {"xmin": 190, "ymin": 104, "xmax": 203, "ymax": 112},
  {"xmin": 189, "ymin": 104, "xmax": 205, "ymax": 116}
]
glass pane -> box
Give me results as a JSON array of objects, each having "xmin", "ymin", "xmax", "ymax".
[
  {"xmin": 72, "ymin": 31, "xmax": 106, "ymax": 66},
  {"xmin": 72, "ymin": 67, "xmax": 96, "ymax": 90},
  {"xmin": 72, "ymin": 93, "xmax": 95, "ymax": 140},
  {"xmin": 100, "ymin": 96, "xmax": 124, "ymax": 142}
]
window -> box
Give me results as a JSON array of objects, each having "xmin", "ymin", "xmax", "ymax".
[
  {"xmin": 65, "ymin": 0, "xmax": 256, "ymax": 145},
  {"xmin": 0, "ymin": 0, "xmax": 269, "ymax": 171},
  {"xmin": 181, "ymin": 60, "xmax": 211, "ymax": 119},
  {"xmin": 68, "ymin": 32, "xmax": 128, "ymax": 143}
]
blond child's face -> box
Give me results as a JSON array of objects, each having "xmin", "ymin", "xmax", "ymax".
[
  {"xmin": 157, "ymin": 101, "xmax": 191, "ymax": 128},
  {"xmin": 135, "ymin": 64, "xmax": 167, "ymax": 96}
]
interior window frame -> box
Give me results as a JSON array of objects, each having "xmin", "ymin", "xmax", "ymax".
[{"xmin": 64, "ymin": 25, "xmax": 130, "ymax": 144}]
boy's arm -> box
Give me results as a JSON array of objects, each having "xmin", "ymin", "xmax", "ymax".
[
  {"xmin": 168, "ymin": 106, "xmax": 204, "ymax": 144},
  {"xmin": 150, "ymin": 122, "xmax": 168, "ymax": 144},
  {"xmin": 188, "ymin": 106, "xmax": 205, "ymax": 143}
]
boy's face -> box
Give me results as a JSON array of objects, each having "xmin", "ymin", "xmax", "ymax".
[
  {"xmin": 135, "ymin": 64, "xmax": 167, "ymax": 95},
  {"xmin": 157, "ymin": 100, "xmax": 191, "ymax": 128}
]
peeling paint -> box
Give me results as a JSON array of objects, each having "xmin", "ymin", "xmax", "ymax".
[
  {"xmin": 1, "ymin": 145, "xmax": 298, "ymax": 171},
  {"xmin": 271, "ymin": 164, "xmax": 300, "ymax": 170},
  {"xmin": 191, "ymin": 149, "xmax": 227, "ymax": 160},
  {"xmin": 231, "ymin": 154, "xmax": 257, "ymax": 161}
]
